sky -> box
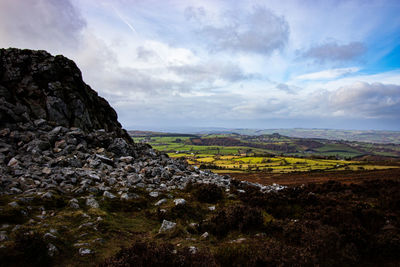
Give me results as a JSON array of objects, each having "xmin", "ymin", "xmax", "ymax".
[{"xmin": 1, "ymin": 0, "xmax": 400, "ymax": 131}]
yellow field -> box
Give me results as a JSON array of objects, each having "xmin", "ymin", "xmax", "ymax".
[{"xmin": 169, "ymin": 153, "xmax": 399, "ymax": 173}]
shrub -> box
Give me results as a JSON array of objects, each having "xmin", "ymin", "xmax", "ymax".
[
  {"xmin": 102, "ymin": 198, "xmax": 149, "ymax": 212},
  {"xmin": 191, "ymin": 183, "xmax": 223, "ymax": 203},
  {"xmin": 163, "ymin": 203, "xmax": 206, "ymax": 222},
  {"xmin": 0, "ymin": 206, "xmax": 27, "ymax": 224},
  {"xmin": 214, "ymin": 239, "xmax": 312, "ymax": 267},
  {"xmin": 100, "ymin": 241, "xmax": 216, "ymax": 267},
  {"xmin": 202, "ymin": 205, "xmax": 264, "ymax": 237},
  {"xmin": 10, "ymin": 231, "xmax": 52, "ymax": 267}
]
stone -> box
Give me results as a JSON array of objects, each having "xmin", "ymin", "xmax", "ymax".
[
  {"xmin": 155, "ymin": 198, "xmax": 167, "ymax": 206},
  {"xmin": 208, "ymin": 206, "xmax": 216, "ymax": 211},
  {"xmin": 120, "ymin": 193, "xmax": 139, "ymax": 200},
  {"xmin": 103, "ymin": 191, "xmax": 116, "ymax": 199},
  {"xmin": 107, "ymin": 177, "xmax": 117, "ymax": 186},
  {"xmin": 86, "ymin": 198, "xmax": 99, "ymax": 209},
  {"xmin": 12, "ymin": 225, "xmax": 21, "ymax": 232},
  {"xmin": 44, "ymin": 232, "xmax": 57, "ymax": 240},
  {"xmin": 55, "ymin": 140, "xmax": 67, "ymax": 149},
  {"xmin": 7, "ymin": 157, "xmax": 19, "ymax": 167},
  {"xmin": 200, "ymin": 232, "xmax": 209, "ymax": 239},
  {"xmin": 0, "ymin": 231, "xmax": 8, "ymax": 241},
  {"xmin": 74, "ymin": 242, "xmax": 90, "ymax": 248},
  {"xmin": 95, "ymin": 154, "xmax": 114, "ymax": 166},
  {"xmin": 87, "ymin": 173, "xmax": 101, "ymax": 181},
  {"xmin": 188, "ymin": 246, "xmax": 197, "ymax": 254},
  {"xmin": 149, "ymin": 191, "xmax": 159, "ymax": 198},
  {"xmin": 79, "ymin": 222, "xmax": 94, "ymax": 229},
  {"xmin": 119, "ymin": 156, "xmax": 134, "ymax": 163},
  {"xmin": 10, "ymin": 187, "xmax": 22, "ymax": 194},
  {"xmin": 47, "ymin": 243, "xmax": 58, "ymax": 257},
  {"xmin": 42, "ymin": 167, "xmax": 52, "ymax": 175},
  {"xmin": 159, "ymin": 220, "xmax": 176, "ymax": 233},
  {"xmin": 108, "ymin": 138, "xmax": 130, "ymax": 156},
  {"xmin": 173, "ymin": 198, "xmax": 186, "ymax": 206},
  {"xmin": 230, "ymin": 237, "xmax": 247, "ymax": 244},
  {"xmin": 8, "ymin": 201, "xmax": 19, "ymax": 208},
  {"xmin": 41, "ymin": 192, "xmax": 53, "ymax": 199},
  {"xmin": 127, "ymin": 174, "xmax": 142, "ymax": 184},
  {"xmin": 69, "ymin": 198, "xmax": 80, "ymax": 209},
  {"xmin": 79, "ymin": 248, "xmax": 93, "ymax": 256},
  {"xmin": 189, "ymin": 222, "xmax": 199, "ymax": 228}
]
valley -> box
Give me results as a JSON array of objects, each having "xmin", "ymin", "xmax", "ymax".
[{"xmin": 131, "ymin": 131, "xmax": 400, "ymax": 174}]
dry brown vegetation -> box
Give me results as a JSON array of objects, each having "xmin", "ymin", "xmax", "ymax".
[
  {"xmin": 226, "ymin": 168, "xmax": 400, "ymax": 186},
  {"xmin": 99, "ymin": 178, "xmax": 400, "ymax": 266}
]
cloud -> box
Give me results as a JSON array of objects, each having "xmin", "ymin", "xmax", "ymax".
[
  {"xmin": 136, "ymin": 46, "xmax": 157, "ymax": 61},
  {"xmin": 232, "ymin": 98, "xmax": 289, "ymax": 116},
  {"xmin": 276, "ymin": 83, "xmax": 299, "ymax": 94},
  {"xmin": 188, "ymin": 6, "xmax": 289, "ymax": 55},
  {"xmin": 306, "ymin": 82, "xmax": 400, "ymax": 119},
  {"xmin": 296, "ymin": 67, "xmax": 360, "ymax": 80},
  {"xmin": 184, "ymin": 6, "xmax": 206, "ymax": 22},
  {"xmin": 169, "ymin": 61, "xmax": 254, "ymax": 84},
  {"xmin": 301, "ymin": 41, "xmax": 366, "ymax": 63},
  {"xmin": 77, "ymin": 43, "xmax": 253, "ymax": 100},
  {"xmin": 96, "ymin": 61, "xmax": 254, "ymax": 99},
  {"xmin": 328, "ymin": 82, "xmax": 400, "ymax": 118},
  {"xmin": 0, "ymin": 0, "xmax": 86, "ymax": 51}
]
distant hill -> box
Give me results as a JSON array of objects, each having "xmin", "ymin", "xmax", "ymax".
[{"xmin": 182, "ymin": 128, "xmax": 400, "ymax": 144}]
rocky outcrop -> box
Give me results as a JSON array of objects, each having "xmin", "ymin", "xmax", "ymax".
[
  {"xmin": 0, "ymin": 48, "xmax": 231, "ymax": 198},
  {"xmin": 0, "ymin": 119, "xmax": 231, "ymax": 197},
  {"xmin": 0, "ymin": 48, "xmax": 130, "ymax": 142}
]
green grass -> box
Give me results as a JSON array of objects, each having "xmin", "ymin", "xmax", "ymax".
[{"xmin": 135, "ymin": 135, "xmax": 400, "ymax": 173}]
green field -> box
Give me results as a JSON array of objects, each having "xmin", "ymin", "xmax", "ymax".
[{"xmin": 133, "ymin": 133, "xmax": 400, "ymax": 174}]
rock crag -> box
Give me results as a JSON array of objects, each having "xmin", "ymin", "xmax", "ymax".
[{"xmin": 0, "ymin": 48, "xmax": 130, "ymax": 142}]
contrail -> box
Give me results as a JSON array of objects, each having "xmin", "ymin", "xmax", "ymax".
[
  {"xmin": 104, "ymin": 3, "xmax": 169, "ymax": 67},
  {"xmin": 110, "ymin": 5, "xmax": 138, "ymax": 35}
]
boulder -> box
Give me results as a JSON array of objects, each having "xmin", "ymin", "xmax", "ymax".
[
  {"xmin": 173, "ymin": 198, "xmax": 186, "ymax": 206},
  {"xmin": 155, "ymin": 198, "xmax": 167, "ymax": 206},
  {"xmin": 86, "ymin": 198, "xmax": 99, "ymax": 209},
  {"xmin": 159, "ymin": 220, "xmax": 176, "ymax": 233},
  {"xmin": 79, "ymin": 248, "xmax": 93, "ymax": 256},
  {"xmin": 103, "ymin": 191, "xmax": 116, "ymax": 199}
]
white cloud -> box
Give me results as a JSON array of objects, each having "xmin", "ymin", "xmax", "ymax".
[
  {"xmin": 0, "ymin": 0, "xmax": 85, "ymax": 52},
  {"xmin": 276, "ymin": 83, "xmax": 300, "ymax": 94},
  {"xmin": 300, "ymin": 82, "xmax": 400, "ymax": 119},
  {"xmin": 300, "ymin": 41, "xmax": 366, "ymax": 63},
  {"xmin": 328, "ymin": 82, "xmax": 400, "ymax": 118},
  {"xmin": 296, "ymin": 67, "xmax": 360, "ymax": 80},
  {"xmin": 187, "ymin": 6, "xmax": 289, "ymax": 55}
]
